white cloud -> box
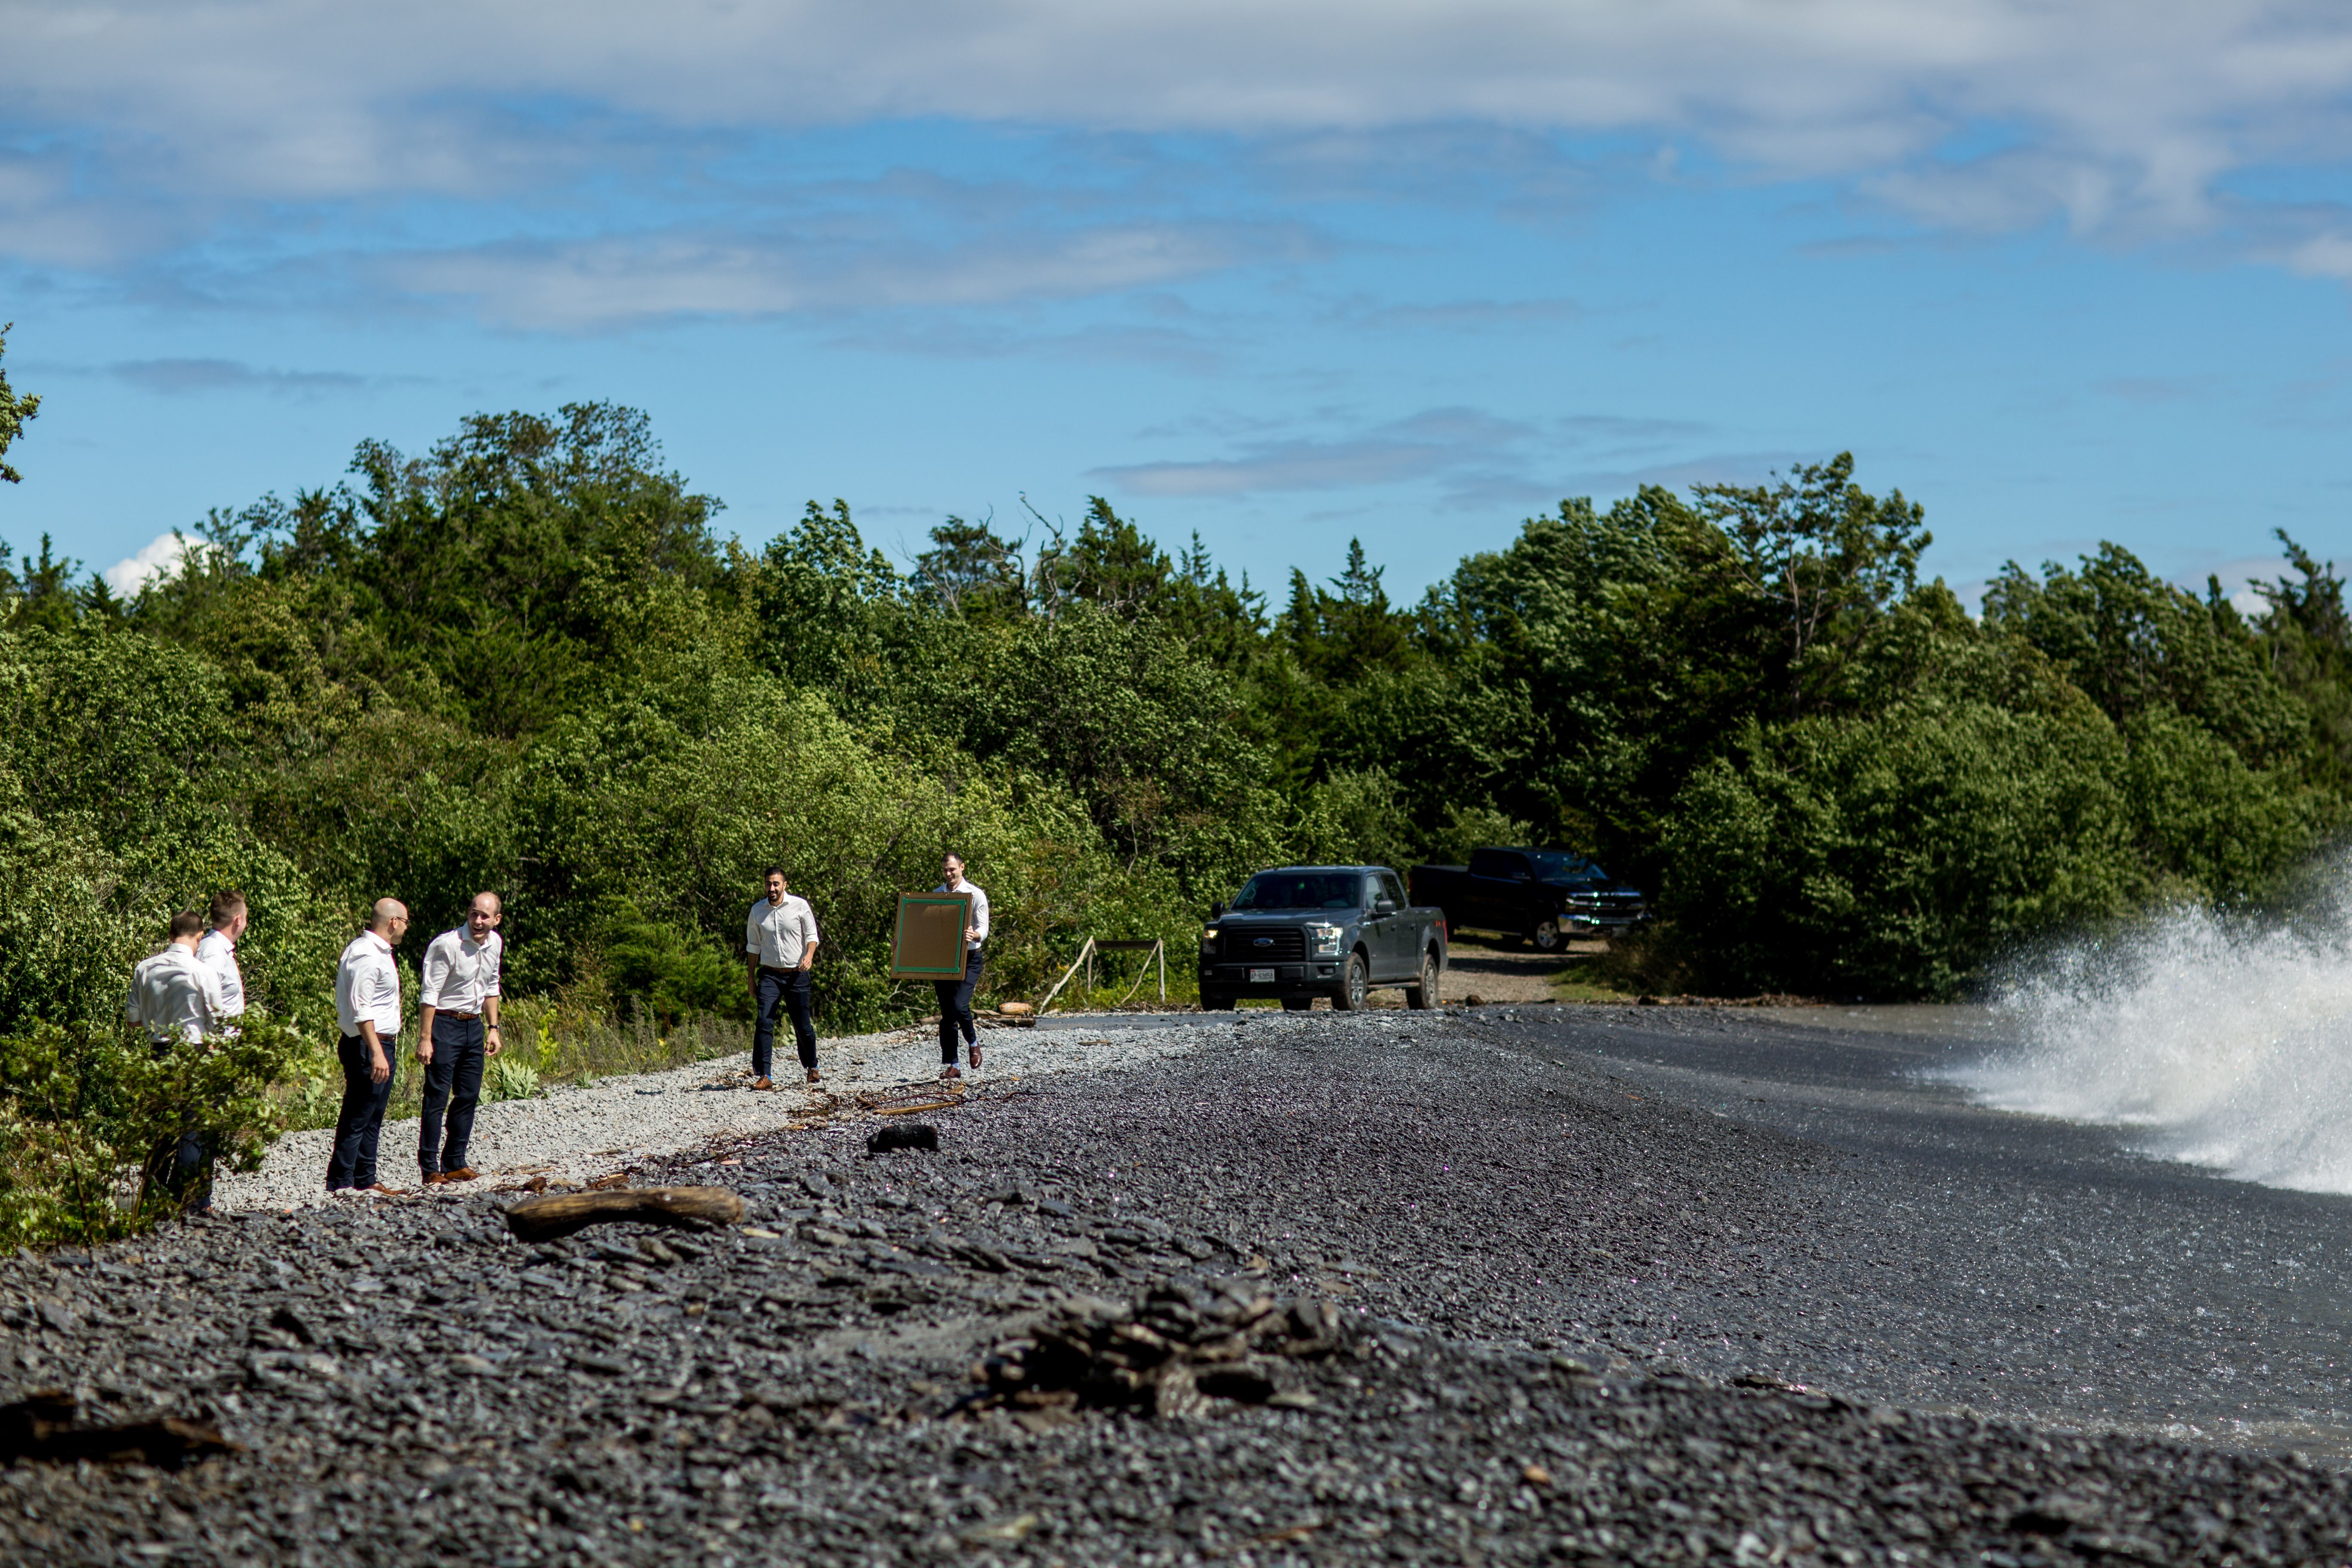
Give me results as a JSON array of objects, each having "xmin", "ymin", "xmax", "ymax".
[
  {"xmin": 377, "ymin": 221, "xmax": 1297, "ymax": 330},
  {"xmin": 5, "ymin": 1, "xmax": 2352, "ymax": 256},
  {"xmin": 2183, "ymin": 553, "xmax": 2300, "ymax": 617},
  {"xmin": 1095, "ymin": 406, "xmax": 1539, "ymax": 497},
  {"xmin": 1090, "ymin": 403, "xmax": 1793, "ymax": 507},
  {"xmin": 101, "ymin": 530, "xmax": 193, "ymax": 595}
]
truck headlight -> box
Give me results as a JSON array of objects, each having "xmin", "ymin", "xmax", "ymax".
[
  {"xmin": 1307, "ymin": 924, "xmax": 1342, "ymax": 957},
  {"xmin": 1201, "ymin": 928, "xmax": 1219, "ymax": 951}
]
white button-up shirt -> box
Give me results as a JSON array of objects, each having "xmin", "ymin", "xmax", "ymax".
[
  {"xmin": 335, "ymin": 929, "xmax": 402, "ymax": 1037},
  {"xmin": 745, "ymin": 893, "xmax": 820, "ymax": 969},
  {"xmin": 193, "ymin": 928, "xmax": 245, "ymax": 1019},
  {"xmin": 124, "ymin": 945, "xmax": 230, "ymax": 1045},
  {"xmin": 421, "ymin": 927, "xmax": 503, "ymax": 1014},
  {"xmin": 935, "ymin": 878, "xmax": 991, "ymax": 949}
]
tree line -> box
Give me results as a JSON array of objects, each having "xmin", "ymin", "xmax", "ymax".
[{"xmin": 3, "ymin": 401, "xmax": 2346, "ymax": 1052}]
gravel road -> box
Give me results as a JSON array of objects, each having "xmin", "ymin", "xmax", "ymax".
[
  {"xmin": 9, "ymin": 1005, "xmax": 2352, "ymax": 1565},
  {"xmin": 215, "ymin": 1019, "xmax": 1210, "ymax": 1211}
]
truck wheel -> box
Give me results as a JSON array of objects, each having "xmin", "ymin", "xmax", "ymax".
[
  {"xmin": 1331, "ymin": 953, "xmax": 1369, "ymax": 1012},
  {"xmin": 1405, "ymin": 952, "xmax": 1440, "ymax": 1010},
  {"xmin": 1528, "ymin": 917, "xmax": 1563, "ymax": 953},
  {"xmin": 1280, "ymin": 997, "xmax": 1313, "ymax": 1012},
  {"xmin": 1202, "ymin": 992, "xmax": 1235, "ymax": 1012}
]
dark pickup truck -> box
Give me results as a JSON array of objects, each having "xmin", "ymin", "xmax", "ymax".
[
  {"xmin": 1408, "ymin": 846, "xmax": 1647, "ymax": 952},
  {"xmin": 1198, "ymin": 865, "xmax": 1448, "ymax": 1012}
]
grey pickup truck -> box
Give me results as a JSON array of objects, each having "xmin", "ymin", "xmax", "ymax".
[{"xmin": 1197, "ymin": 864, "xmax": 1448, "ymax": 1012}]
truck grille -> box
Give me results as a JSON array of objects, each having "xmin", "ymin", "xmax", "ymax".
[{"xmin": 1223, "ymin": 928, "xmax": 1305, "ymax": 961}]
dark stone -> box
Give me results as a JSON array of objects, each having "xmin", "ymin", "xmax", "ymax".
[{"xmin": 868, "ymin": 1123, "xmax": 940, "ymax": 1155}]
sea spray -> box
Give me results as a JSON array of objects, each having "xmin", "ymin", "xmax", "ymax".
[{"xmin": 1945, "ymin": 886, "xmax": 2352, "ymax": 1192}]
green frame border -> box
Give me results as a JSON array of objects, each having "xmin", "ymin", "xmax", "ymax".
[{"xmin": 890, "ymin": 891, "xmax": 974, "ymax": 979}]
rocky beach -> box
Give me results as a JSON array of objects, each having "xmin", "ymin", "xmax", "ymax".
[{"xmin": 7, "ymin": 1004, "xmax": 2352, "ymax": 1565}]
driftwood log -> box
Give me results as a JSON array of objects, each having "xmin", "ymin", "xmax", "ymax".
[
  {"xmin": 502, "ymin": 1185, "xmax": 744, "ymax": 1244},
  {"xmin": 0, "ymin": 1390, "xmax": 241, "ymax": 1469}
]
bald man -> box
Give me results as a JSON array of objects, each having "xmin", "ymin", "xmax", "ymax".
[
  {"xmin": 328, "ymin": 898, "xmax": 411, "ymax": 1195},
  {"xmin": 417, "ymin": 892, "xmax": 504, "ymax": 1185}
]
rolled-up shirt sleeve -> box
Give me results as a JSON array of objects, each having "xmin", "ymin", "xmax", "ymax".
[
  {"xmin": 745, "ymin": 905, "xmax": 762, "ymax": 960},
  {"xmin": 485, "ymin": 935, "xmax": 503, "ymax": 997},
  {"xmin": 420, "ymin": 939, "xmax": 451, "ymax": 1007},
  {"xmin": 364, "ymin": 954, "xmax": 398, "ymax": 1029},
  {"xmin": 799, "ymin": 903, "xmax": 820, "ymax": 951},
  {"xmin": 970, "ymin": 887, "xmax": 990, "ymax": 943}
]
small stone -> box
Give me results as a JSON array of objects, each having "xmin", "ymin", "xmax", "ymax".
[{"xmin": 961, "ymin": 1512, "xmax": 1040, "ymax": 1545}]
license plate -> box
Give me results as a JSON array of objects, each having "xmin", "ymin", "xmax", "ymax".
[{"xmin": 1249, "ymin": 968, "xmax": 1275, "ymax": 983}]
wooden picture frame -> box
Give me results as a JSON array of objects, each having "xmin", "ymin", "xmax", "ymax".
[{"xmin": 890, "ymin": 891, "xmax": 974, "ymax": 980}]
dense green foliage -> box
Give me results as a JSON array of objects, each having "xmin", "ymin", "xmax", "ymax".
[
  {"xmin": 3, "ymin": 404, "xmax": 2346, "ymax": 1077},
  {"xmin": 0, "ymin": 1016, "xmax": 310, "ymax": 1247}
]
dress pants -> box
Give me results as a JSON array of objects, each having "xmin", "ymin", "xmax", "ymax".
[
  {"xmin": 935, "ymin": 948, "xmax": 984, "ymax": 1064},
  {"xmin": 148, "ymin": 1038, "xmax": 214, "ymax": 1212},
  {"xmin": 754, "ymin": 967, "xmax": 817, "ymax": 1077},
  {"xmin": 327, "ymin": 1031, "xmax": 398, "ymax": 1191},
  {"xmin": 163, "ymin": 1127, "xmax": 213, "ymax": 1212},
  {"xmin": 418, "ymin": 1014, "xmax": 486, "ymax": 1175}
]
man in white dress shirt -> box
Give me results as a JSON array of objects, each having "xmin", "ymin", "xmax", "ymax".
[
  {"xmin": 125, "ymin": 910, "xmax": 230, "ymax": 1047},
  {"xmin": 934, "ymin": 852, "xmax": 991, "ymax": 1080},
  {"xmin": 124, "ymin": 909, "xmax": 232, "ymax": 1211},
  {"xmin": 744, "ymin": 866, "xmax": 821, "ymax": 1087},
  {"xmin": 417, "ymin": 892, "xmax": 504, "ymax": 1185},
  {"xmin": 328, "ymin": 898, "xmax": 410, "ymax": 1195},
  {"xmin": 193, "ymin": 890, "xmax": 248, "ymax": 1024}
]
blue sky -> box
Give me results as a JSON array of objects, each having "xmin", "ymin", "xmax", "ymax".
[{"xmin": 4, "ymin": 1, "xmax": 2350, "ymax": 608}]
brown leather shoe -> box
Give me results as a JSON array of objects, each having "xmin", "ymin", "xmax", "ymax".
[
  {"xmin": 364, "ymin": 1182, "xmax": 407, "ymax": 1196},
  {"xmin": 750, "ymin": 1076, "xmax": 775, "ymax": 1091},
  {"xmin": 968, "ymin": 1042, "xmax": 983, "ymax": 1070},
  {"xmin": 805, "ymin": 1069, "xmax": 821, "ymax": 1084},
  {"xmin": 444, "ymin": 1167, "xmax": 482, "ymax": 1182},
  {"xmin": 940, "ymin": 1064, "xmax": 963, "ymax": 1080},
  {"xmin": 423, "ymin": 1172, "xmax": 451, "ymax": 1186}
]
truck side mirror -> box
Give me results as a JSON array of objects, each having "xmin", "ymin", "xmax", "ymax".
[
  {"xmin": 1374, "ymin": 898, "xmax": 1397, "ymax": 916},
  {"xmin": 1210, "ymin": 901, "xmax": 1225, "ymax": 920}
]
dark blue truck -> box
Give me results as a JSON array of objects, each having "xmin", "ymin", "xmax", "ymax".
[
  {"xmin": 1407, "ymin": 846, "xmax": 1647, "ymax": 953},
  {"xmin": 1197, "ymin": 865, "xmax": 1448, "ymax": 1011}
]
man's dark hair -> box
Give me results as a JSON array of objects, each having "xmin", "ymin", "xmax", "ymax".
[
  {"xmin": 764, "ymin": 865, "xmax": 788, "ymax": 881},
  {"xmin": 170, "ymin": 910, "xmax": 205, "ymax": 941},
  {"xmin": 208, "ymin": 889, "xmax": 247, "ymax": 927}
]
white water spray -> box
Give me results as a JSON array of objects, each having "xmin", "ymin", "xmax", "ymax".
[{"xmin": 1945, "ymin": 883, "xmax": 2352, "ymax": 1193}]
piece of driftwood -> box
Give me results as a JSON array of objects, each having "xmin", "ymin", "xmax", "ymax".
[
  {"xmin": 0, "ymin": 1390, "xmax": 242, "ymax": 1469},
  {"xmin": 503, "ymin": 1185, "xmax": 744, "ymax": 1244}
]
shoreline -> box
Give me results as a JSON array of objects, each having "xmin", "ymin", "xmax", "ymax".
[{"xmin": 14, "ymin": 1006, "xmax": 2352, "ymax": 1563}]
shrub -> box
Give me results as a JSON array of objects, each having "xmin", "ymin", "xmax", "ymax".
[{"xmin": 0, "ymin": 1016, "xmax": 312, "ymax": 1247}]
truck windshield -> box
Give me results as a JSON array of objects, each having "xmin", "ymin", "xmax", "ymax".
[
  {"xmin": 1527, "ymin": 852, "xmax": 1603, "ymax": 884},
  {"xmin": 1233, "ymin": 873, "xmax": 1361, "ymax": 910}
]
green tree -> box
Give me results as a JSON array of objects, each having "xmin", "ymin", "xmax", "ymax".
[
  {"xmin": 1689, "ymin": 453, "xmax": 1931, "ymax": 722},
  {"xmin": 1982, "ymin": 542, "xmax": 2306, "ymax": 769},
  {"xmin": 0, "ymin": 322, "xmax": 38, "ymax": 485},
  {"xmin": 2255, "ymin": 531, "xmax": 2352, "ymax": 793}
]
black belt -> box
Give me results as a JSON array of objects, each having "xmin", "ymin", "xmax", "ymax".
[
  {"xmin": 436, "ymin": 1011, "xmax": 482, "ymax": 1021},
  {"xmin": 759, "ymin": 964, "xmax": 807, "ymax": 975}
]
